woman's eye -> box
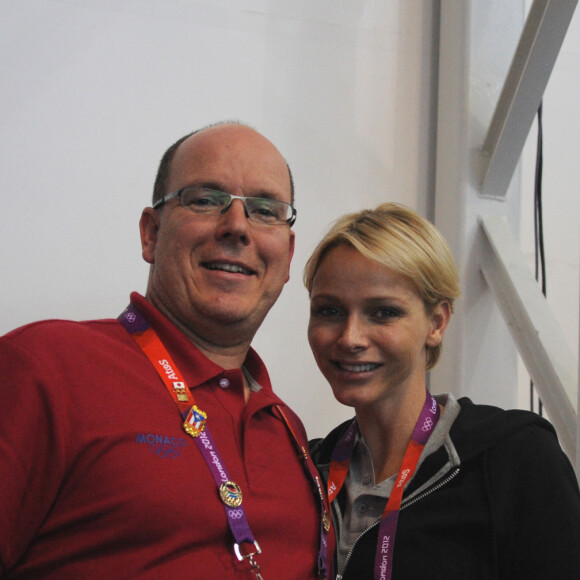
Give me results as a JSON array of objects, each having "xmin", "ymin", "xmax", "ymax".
[
  {"xmin": 373, "ymin": 307, "xmax": 401, "ymax": 320},
  {"xmin": 312, "ymin": 306, "xmax": 341, "ymax": 318}
]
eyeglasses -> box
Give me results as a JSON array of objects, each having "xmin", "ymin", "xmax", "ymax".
[{"xmin": 153, "ymin": 186, "xmax": 297, "ymax": 227}]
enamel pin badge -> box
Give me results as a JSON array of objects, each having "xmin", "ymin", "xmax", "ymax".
[
  {"xmin": 183, "ymin": 405, "xmax": 207, "ymax": 437},
  {"xmin": 219, "ymin": 481, "xmax": 243, "ymax": 507}
]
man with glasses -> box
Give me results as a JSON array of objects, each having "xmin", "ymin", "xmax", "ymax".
[{"xmin": 0, "ymin": 123, "xmax": 332, "ymax": 579}]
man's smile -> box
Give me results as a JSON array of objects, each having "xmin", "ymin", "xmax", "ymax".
[{"xmin": 202, "ymin": 262, "xmax": 256, "ymax": 276}]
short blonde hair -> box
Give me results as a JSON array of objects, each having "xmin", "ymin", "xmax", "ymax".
[{"xmin": 304, "ymin": 203, "xmax": 460, "ymax": 369}]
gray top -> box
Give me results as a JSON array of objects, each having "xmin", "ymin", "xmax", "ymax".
[{"xmin": 336, "ymin": 393, "xmax": 462, "ymax": 574}]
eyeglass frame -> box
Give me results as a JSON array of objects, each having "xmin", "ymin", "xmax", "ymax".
[{"xmin": 152, "ymin": 186, "xmax": 297, "ymax": 227}]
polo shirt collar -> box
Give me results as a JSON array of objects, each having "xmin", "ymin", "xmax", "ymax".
[{"xmin": 129, "ymin": 292, "xmax": 273, "ymax": 394}]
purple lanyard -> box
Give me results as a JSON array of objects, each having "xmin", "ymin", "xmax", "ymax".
[
  {"xmin": 328, "ymin": 392, "xmax": 440, "ymax": 580},
  {"xmin": 118, "ymin": 303, "xmax": 332, "ymax": 579}
]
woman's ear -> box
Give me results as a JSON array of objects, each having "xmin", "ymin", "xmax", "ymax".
[
  {"xmin": 426, "ymin": 300, "xmax": 452, "ymax": 347},
  {"xmin": 139, "ymin": 208, "xmax": 160, "ymax": 265}
]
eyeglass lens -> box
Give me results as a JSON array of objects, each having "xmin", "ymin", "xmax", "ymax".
[{"xmin": 180, "ymin": 187, "xmax": 292, "ymax": 225}]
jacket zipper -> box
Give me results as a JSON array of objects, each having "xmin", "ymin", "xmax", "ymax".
[{"xmin": 336, "ymin": 467, "xmax": 460, "ymax": 580}]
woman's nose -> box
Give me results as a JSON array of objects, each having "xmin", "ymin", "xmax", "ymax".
[{"xmin": 337, "ymin": 316, "xmax": 368, "ymax": 352}]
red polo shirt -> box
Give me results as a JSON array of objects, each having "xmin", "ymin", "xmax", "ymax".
[{"xmin": 0, "ymin": 293, "xmax": 321, "ymax": 579}]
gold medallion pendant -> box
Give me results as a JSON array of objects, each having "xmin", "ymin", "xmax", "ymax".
[{"xmin": 219, "ymin": 481, "xmax": 243, "ymax": 507}]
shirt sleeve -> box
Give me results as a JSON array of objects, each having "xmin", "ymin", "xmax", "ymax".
[{"xmin": 0, "ymin": 336, "xmax": 69, "ymax": 573}]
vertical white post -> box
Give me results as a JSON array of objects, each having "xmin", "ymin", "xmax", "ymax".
[{"xmin": 431, "ymin": 1, "xmax": 523, "ymax": 409}]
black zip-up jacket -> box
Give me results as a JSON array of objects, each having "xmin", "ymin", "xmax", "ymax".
[{"xmin": 310, "ymin": 397, "xmax": 580, "ymax": 580}]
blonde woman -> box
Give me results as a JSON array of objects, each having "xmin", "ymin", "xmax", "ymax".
[{"xmin": 306, "ymin": 203, "xmax": 580, "ymax": 580}]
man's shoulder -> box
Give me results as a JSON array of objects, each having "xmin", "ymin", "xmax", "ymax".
[
  {"xmin": 1, "ymin": 317, "xmax": 126, "ymax": 360},
  {"xmin": 4, "ymin": 317, "xmax": 119, "ymax": 339}
]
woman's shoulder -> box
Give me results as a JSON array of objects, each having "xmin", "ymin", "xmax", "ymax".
[
  {"xmin": 452, "ymin": 396, "xmax": 565, "ymax": 465},
  {"xmin": 309, "ymin": 418, "xmax": 355, "ymax": 465}
]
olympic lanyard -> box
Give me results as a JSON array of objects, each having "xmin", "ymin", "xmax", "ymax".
[
  {"xmin": 118, "ymin": 303, "xmax": 332, "ymax": 580},
  {"xmin": 327, "ymin": 392, "xmax": 440, "ymax": 580},
  {"xmin": 275, "ymin": 405, "xmax": 334, "ymax": 580}
]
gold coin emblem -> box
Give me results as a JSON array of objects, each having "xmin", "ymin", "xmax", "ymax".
[{"xmin": 219, "ymin": 481, "xmax": 243, "ymax": 507}]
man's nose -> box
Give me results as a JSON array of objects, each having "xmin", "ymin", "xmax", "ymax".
[
  {"xmin": 215, "ymin": 198, "xmax": 250, "ymax": 242},
  {"xmin": 220, "ymin": 197, "xmax": 249, "ymax": 219}
]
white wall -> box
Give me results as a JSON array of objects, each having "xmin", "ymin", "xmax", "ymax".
[
  {"xmin": 4, "ymin": 1, "xmax": 577, "ymax": 440},
  {"xmin": 519, "ymin": 0, "xmax": 580, "ymax": 410},
  {"xmin": 1, "ymin": 1, "xmax": 439, "ymax": 438},
  {"xmin": 431, "ymin": 1, "xmax": 526, "ymax": 412},
  {"xmin": 431, "ymin": 0, "xmax": 580, "ymax": 428}
]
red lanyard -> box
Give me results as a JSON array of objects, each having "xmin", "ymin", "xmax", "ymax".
[
  {"xmin": 327, "ymin": 392, "xmax": 440, "ymax": 580},
  {"xmin": 118, "ymin": 303, "xmax": 333, "ymax": 579}
]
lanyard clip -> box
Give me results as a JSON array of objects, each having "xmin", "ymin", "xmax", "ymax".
[
  {"xmin": 234, "ymin": 540, "xmax": 261, "ymax": 561},
  {"xmin": 235, "ymin": 542, "xmax": 263, "ymax": 579}
]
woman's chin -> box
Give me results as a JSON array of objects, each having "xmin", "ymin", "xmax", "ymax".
[{"xmin": 330, "ymin": 385, "xmax": 371, "ymax": 409}]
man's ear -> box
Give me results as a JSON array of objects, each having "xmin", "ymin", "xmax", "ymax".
[
  {"xmin": 284, "ymin": 230, "xmax": 296, "ymax": 283},
  {"xmin": 426, "ymin": 300, "xmax": 451, "ymax": 348},
  {"xmin": 139, "ymin": 208, "xmax": 160, "ymax": 265}
]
